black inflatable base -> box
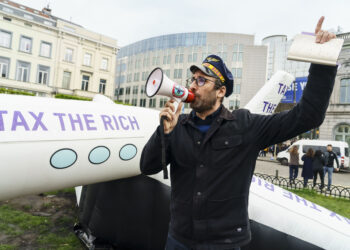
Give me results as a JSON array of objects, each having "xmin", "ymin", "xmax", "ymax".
[{"xmin": 76, "ymin": 175, "xmax": 322, "ymax": 250}]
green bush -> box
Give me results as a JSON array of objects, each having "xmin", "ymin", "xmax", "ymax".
[
  {"xmin": 0, "ymin": 88, "xmax": 35, "ymax": 96},
  {"xmin": 54, "ymin": 94, "xmax": 92, "ymax": 101}
]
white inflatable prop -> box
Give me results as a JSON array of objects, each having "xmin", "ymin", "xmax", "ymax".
[{"xmin": 0, "ymin": 70, "xmax": 349, "ymax": 249}]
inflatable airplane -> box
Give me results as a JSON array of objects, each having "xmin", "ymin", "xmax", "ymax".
[{"xmin": 0, "ymin": 70, "xmax": 349, "ymax": 250}]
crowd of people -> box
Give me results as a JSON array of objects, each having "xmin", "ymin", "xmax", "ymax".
[{"xmin": 289, "ymin": 144, "xmax": 340, "ymax": 191}]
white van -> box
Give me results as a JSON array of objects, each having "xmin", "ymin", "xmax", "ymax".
[{"xmin": 276, "ymin": 139, "xmax": 349, "ymax": 169}]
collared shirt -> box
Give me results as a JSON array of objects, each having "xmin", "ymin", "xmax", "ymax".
[{"xmin": 191, "ymin": 105, "xmax": 223, "ymax": 134}]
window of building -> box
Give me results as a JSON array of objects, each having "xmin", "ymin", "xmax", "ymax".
[
  {"xmin": 3, "ymin": 17, "xmax": 12, "ymax": 22},
  {"xmin": 62, "ymin": 71, "xmax": 71, "ymax": 89},
  {"xmin": 140, "ymin": 85, "xmax": 145, "ymax": 94},
  {"xmin": 231, "ymin": 68, "xmax": 242, "ymax": 78},
  {"xmin": 132, "ymin": 86, "xmax": 139, "ymax": 95},
  {"xmin": 165, "ymin": 69, "xmax": 170, "ymax": 77},
  {"xmin": 65, "ymin": 48, "xmax": 73, "ymax": 62},
  {"xmin": 134, "ymin": 72, "xmax": 140, "ymax": 81},
  {"xmin": 81, "ymin": 75, "xmax": 90, "ymax": 91},
  {"xmin": 187, "ymin": 69, "xmax": 191, "ymax": 78},
  {"xmin": 83, "ymin": 53, "xmax": 92, "ymax": 66},
  {"xmin": 37, "ymin": 65, "xmax": 50, "ymax": 85},
  {"xmin": 193, "ymin": 53, "xmax": 197, "ymax": 62},
  {"xmin": 233, "ymin": 44, "xmax": 244, "ymax": 62},
  {"xmin": 40, "ymin": 41, "xmax": 51, "ymax": 58},
  {"xmin": 99, "ymin": 79, "xmax": 106, "ymax": 94},
  {"xmin": 101, "ymin": 58, "xmax": 108, "ymax": 70},
  {"xmin": 125, "ymin": 99, "xmax": 130, "ymax": 104},
  {"xmin": 340, "ymin": 78, "xmax": 350, "ymax": 103},
  {"xmin": 236, "ymin": 68, "xmax": 242, "ymax": 78},
  {"xmin": 174, "ymin": 69, "xmax": 182, "ymax": 79},
  {"xmin": 0, "ymin": 57, "xmax": 10, "ymax": 78},
  {"xmin": 2, "ymin": 7, "xmax": 13, "ymax": 14},
  {"xmin": 188, "ymin": 54, "xmax": 192, "ymax": 63},
  {"xmin": 126, "ymin": 87, "xmax": 131, "ymax": 95},
  {"xmin": 229, "ymin": 100, "xmax": 235, "ymax": 110},
  {"xmin": 116, "ymin": 75, "xmax": 125, "ymax": 85},
  {"xmin": 234, "ymin": 84, "xmax": 241, "ymax": 94},
  {"xmin": 167, "ymin": 55, "xmax": 171, "ymax": 64},
  {"xmin": 175, "ymin": 54, "xmax": 184, "ymax": 63},
  {"xmin": 160, "ymin": 98, "xmax": 168, "ymax": 107},
  {"xmin": 16, "ymin": 61, "xmax": 30, "ymax": 82},
  {"xmin": 119, "ymin": 88, "xmax": 124, "ymax": 96},
  {"xmin": 139, "ymin": 98, "xmax": 146, "ymax": 107},
  {"xmin": 19, "ymin": 36, "xmax": 32, "ymax": 53},
  {"xmin": 233, "ymin": 53, "xmax": 237, "ymax": 62},
  {"xmin": 128, "ymin": 59, "xmax": 133, "ymax": 69},
  {"xmin": 132, "ymin": 98, "xmax": 137, "ymax": 106},
  {"xmin": 142, "ymin": 72, "xmax": 147, "ymax": 81},
  {"xmin": 0, "ymin": 30, "xmax": 11, "ymax": 48},
  {"xmin": 149, "ymin": 98, "xmax": 156, "ymax": 108},
  {"xmin": 229, "ymin": 99, "xmax": 240, "ymax": 110},
  {"xmin": 334, "ymin": 124, "xmax": 350, "ymax": 148},
  {"xmin": 202, "ymin": 53, "xmax": 207, "ymax": 61},
  {"xmin": 238, "ymin": 53, "xmax": 243, "ymax": 62},
  {"xmin": 127, "ymin": 74, "xmax": 132, "ymax": 83},
  {"xmin": 222, "ymin": 52, "xmax": 227, "ymax": 61}
]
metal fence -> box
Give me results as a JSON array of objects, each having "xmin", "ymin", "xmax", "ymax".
[{"xmin": 254, "ymin": 173, "xmax": 350, "ymax": 199}]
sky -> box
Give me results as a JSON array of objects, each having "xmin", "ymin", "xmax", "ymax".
[{"xmin": 10, "ymin": 0, "xmax": 350, "ymax": 47}]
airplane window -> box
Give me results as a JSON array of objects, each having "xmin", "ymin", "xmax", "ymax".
[
  {"xmin": 119, "ymin": 144, "xmax": 137, "ymax": 161},
  {"xmin": 50, "ymin": 149, "xmax": 77, "ymax": 169},
  {"xmin": 89, "ymin": 146, "xmax": 110, "ymax": 164}
]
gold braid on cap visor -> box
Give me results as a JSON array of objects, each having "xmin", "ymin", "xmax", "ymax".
[{"xmin": 202, "ymin": 63, "xmax": 225, "ymax": 83}]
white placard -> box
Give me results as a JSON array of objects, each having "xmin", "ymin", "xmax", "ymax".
[{"xmin": 287, "ymin": 34, "xmax": 344, "ymax": 66}]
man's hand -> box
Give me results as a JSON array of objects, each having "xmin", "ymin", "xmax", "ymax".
[
  {"xmin": 159, "ymin": 99, "xmax": 183, "ymax": 134},
  {"xmin": 315, "ymin": 16, "xmax": 336, "ymax": 44}
]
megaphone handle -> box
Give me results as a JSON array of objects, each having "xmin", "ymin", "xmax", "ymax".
[{"xmin": 172, "ymin": 98, "xmax": 180, "ymax": 114}]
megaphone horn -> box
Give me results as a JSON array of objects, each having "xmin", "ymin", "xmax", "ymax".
[{"xmin": 145, "ymin": 68, "xmax": 195, "ymax": 105}]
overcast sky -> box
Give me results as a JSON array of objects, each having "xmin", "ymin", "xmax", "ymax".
[{"xmin": 12, "ymin": 0, "xmax": 350, "ymax": 47}]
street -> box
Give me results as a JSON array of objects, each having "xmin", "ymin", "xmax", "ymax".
[{"xmin": 255, "ymin": 158, "xmax": 350, "ymax": 187}]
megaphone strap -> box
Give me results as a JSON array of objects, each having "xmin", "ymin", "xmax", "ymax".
[{"xmin": 159, "ymin": 116, "xmax": 169, "ymax": 179}]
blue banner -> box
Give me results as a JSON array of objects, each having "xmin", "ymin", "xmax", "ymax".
[{"xmin": 281, "ymin": 76, "xmax": 308, "ymax": 103}]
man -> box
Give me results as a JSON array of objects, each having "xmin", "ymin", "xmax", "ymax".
[
  {"xmin": 324, "ymin": 144, "xmax": 340, "ymax": 191},
  {"xmin": 140, "ymin": 17, "xmax": 337, "ymax": 250}
]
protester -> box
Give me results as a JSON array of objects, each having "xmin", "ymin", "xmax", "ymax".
[
  {"xmin": 313, "ymin": 150, "xmax": 325, "ymax": 189},
  {"xmin": 140, "ymin": 17, "xmax": 337, "ymax": 250},
  {"xmin": 301, "ymin": 148, "xmax": 314, "ymax": 187},
  {"xmin": 289, "ymin": 145, "xmax": 299, "ymax": 184}
]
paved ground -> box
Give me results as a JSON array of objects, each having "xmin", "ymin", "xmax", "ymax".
[{"xmin": 255, "ymin": 156, "xmax": 350, "ymax": 187}]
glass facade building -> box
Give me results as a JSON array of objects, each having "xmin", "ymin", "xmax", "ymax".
[{"xmin": 115, "ymin": 32, "xmax": 268, "ymax": 112}]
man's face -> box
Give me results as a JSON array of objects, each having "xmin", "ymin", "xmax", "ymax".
[
  {"xmin": 189, "ymin": 70, "xmax": 220, "ymax": 113},
  {"xmin": 327, "ymin": 145, "xmax": 332, "ymax": 152}
]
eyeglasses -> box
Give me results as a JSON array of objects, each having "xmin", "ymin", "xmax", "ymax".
[{"xmin": 189, "ymin": 76, "xmax": 216, "ymax": 87}]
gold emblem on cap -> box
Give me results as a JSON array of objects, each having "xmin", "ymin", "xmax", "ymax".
[{"xmin": 206, "ymin": 57, "xmax": 220, "ymax": 62}]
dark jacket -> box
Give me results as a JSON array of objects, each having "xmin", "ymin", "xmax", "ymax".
[
  {"xmin": 301, "ymin": 155, "xmax": 313, "ymax": 178},
  {"xmin": 140, "ymin": 64, "xmax": 337, "ymax": 249},
  {"xmin": 313, "ymin": 153, "xmax": 326, "ymax": 171},
  {"xmin": 324, "ymin": 150, "xmax": 339, "ymax": 168}
]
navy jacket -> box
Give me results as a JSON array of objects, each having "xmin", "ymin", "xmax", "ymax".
[
  {"xmin": 140, "ymin": 64, "xmax": 337, "ymax": 249},
  {"xmin": 301, "ymin": 155, "xmax": 314, "ymax": 178}
]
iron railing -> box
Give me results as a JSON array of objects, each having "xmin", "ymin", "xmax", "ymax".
[{"xmin": 254, "ymin": 173, "xmax": 350, "ymax": 199}]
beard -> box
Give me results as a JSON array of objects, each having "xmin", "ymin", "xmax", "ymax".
[{"xmin": 190, "ymin": 90, "xmax": 217, "ymax": 113}]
